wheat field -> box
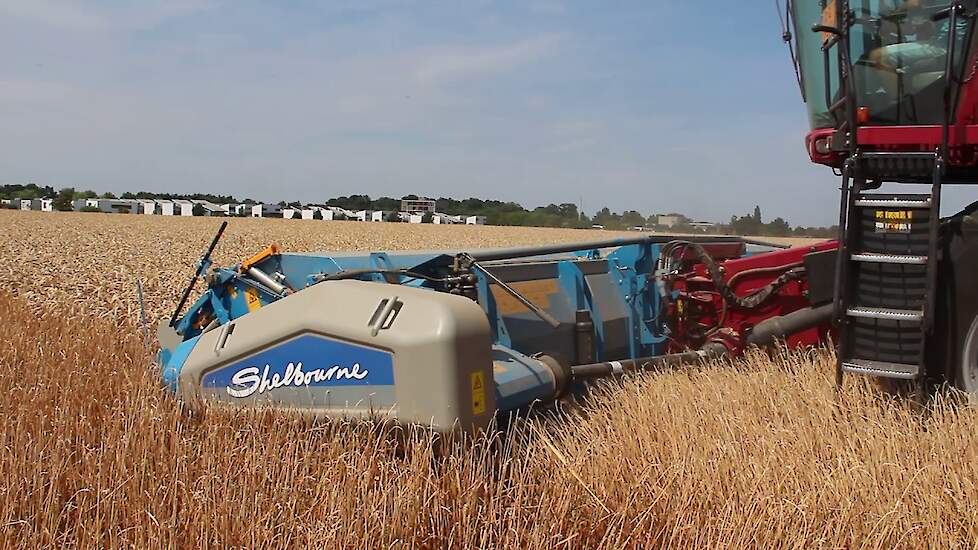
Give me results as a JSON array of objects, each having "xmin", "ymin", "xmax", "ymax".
[{"xmin": 2, "ymin": 210, "xmax": 976, "ymax": 549}]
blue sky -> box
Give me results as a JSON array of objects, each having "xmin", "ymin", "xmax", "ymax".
[{"xmin": 3, "ymin": 1, "xmax": 970, "ymax": 226}]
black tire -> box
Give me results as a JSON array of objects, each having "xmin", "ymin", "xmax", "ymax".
[{"xmin": 956, "ymin": 313, "xmax": 978, "ymax": 394}]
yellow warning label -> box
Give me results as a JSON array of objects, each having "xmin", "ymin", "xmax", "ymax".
[
  {"xmin": 874, "ymin": 210, "xmax": 912, "ymax": 234},
  {"xmin": 470, "ymin": 371, "xmax": 487, "ymax": 415},
  {"xmin": 244, "ymin": 287, "xmax": 262, "ymax": 312}
]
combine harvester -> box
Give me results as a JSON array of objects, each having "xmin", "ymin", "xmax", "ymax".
[
  {"xmin": 158, "ymin": 227, "xmax": 838, "ymax": 433},
  {"xmin": 782, "ymin": 0, "xmax": 978, "ymax": 394},
  {"xmin": 158, "ymin": 0, "xmax": 978, "ymax": 433}
]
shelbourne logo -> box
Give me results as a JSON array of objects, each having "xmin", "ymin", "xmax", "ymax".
[{"xmin": 227, "ymin": 362, "xmax": 368, "ymax": 398}]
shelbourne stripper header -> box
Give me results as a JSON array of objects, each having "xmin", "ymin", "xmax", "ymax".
[{"xmin": 158, "ymin": 222, "xmax": 839, "ymax": 433}]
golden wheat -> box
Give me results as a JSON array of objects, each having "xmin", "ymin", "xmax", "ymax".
[
  {"xmin": 5, "ymin": 209, "xmax": 972, "ymax": 549},
  {"xmin": 0, "ymin": 210, "xmax": 816, "ymax": 325},
  {"xmin": 1, "ymin": 290, "xmax": 977, "ymax": 548}
]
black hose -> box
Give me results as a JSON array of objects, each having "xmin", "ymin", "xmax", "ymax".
[
  {"xmin": 746, "ymin": 303, "xmax": 833, "ymax": 347},
  {"xmin": 663, "ymin": 240, "xmax": 804, "ymax": 310},
  {"xmin": 570, "ymin": 342, "xmax": 728, "ymax": 380}
]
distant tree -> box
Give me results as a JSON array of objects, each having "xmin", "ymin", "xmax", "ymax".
[
  {"xmin": 192, "ymin": 203, "xmax": 206, "ymax": 216},
  {"xmin": 80, "ymin": 205, "xmax": 101, "ymax": 213},
  {"xmin": 77, "ymin": 190, "xmax": 98, "ymax": 199},
  {"xmin": 765, "ymin": 217, "xmax": 791, "ymax": 237},
  {"xmin": 421, "ymin": 212, "xmax": 434, "ymax": 223},
  {"xmin": 620, "ymin": 210, "xmax": 646, "ymax": 228},
  {"xmin": 53, "ymin": 187, "xmax": 76, "ymax": 211},
  {"xmin": 753, "ymin": 205, "xmax": 762, "ymax": 223},
  {"xmin": 101, "ymin": 192, "xmax": 117, "ymax": 199},
  {"xmin": 313, "ymin": 209, "xmax": 324, "ymax": 220},
  {"xmin": 385, "ymin": 210, "xmax": 402, "ymax": 222}
]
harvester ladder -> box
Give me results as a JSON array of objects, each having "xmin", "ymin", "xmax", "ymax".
[{"xmin": 834, "ymin": 151, "xmax": 943, "ymax": 395}]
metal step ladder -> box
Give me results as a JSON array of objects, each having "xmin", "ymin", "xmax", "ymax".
[{"xmin": 834, "ymin": 151, "xmax": 943, "ymax": 392}]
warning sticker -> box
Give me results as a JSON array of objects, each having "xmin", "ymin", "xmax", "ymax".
[
  {"xmin": 875, "ymin": 210, "xmax": 912, "ymax": 234},
  {"xmin": 470, "ymin": 371, "xmax": 487, "ymax": 415},
  {"xmin": 244, "ymin": 287, "xmax": 262, "ymax": 312}
]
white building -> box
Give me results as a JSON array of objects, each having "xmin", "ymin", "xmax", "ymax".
[
  {"xmin": 409, "ymin": 214, "xmax": 424, "ymax": 223},
  {"xmin": 689, "ymin": 221, "xmax": 717, "ymax": 231},
  {"xmin": 190, "ymin": 200, "xmax": 226, "ymax": 216},
  {"xmin": 39, "ymin": 199, "xmax": 54, "ymax": 212},
  {"xmin": 281, "ymin": 207, "xmax": 298, "ymax": 220},
  {"xmin": 326, "ymin": 206, "xmax": 353, "ymax": 220},
  {"xmin": 251, "ymin": 203, "xmax": 282, "ymax": 218},
  {"xmin": 370, "ymin": 210, "xmax": 386, "ymax": 222},
  {"xmin": 156, "ymin": 200, "xmax": 175, "ymax": 216},
  {"xmin": 138, "ymin": 200, "xmax": 157, "ymax": 215},
  {"xmin": 432, "ymin": 212, "xmax": 461, "ymax": 224},
  {"xmin": 20, "ymin": 199, "xmax": 34, "ymax": 211},
  {"xmin": 465, "ymin": 215, "xmax": 487, "ymax": 225},
  {"xmin": 228, "ymin": 204, "xmax": 250, "ymax": 216},
  {"xmin": 354, "ymin": 210, "xmax": 371, "ymax": 222},
  {"xmin": 656, "ymin": 214, "xmax": 682, "ymax": 228},
  {"xmin": 173, "ymin": 199, "xmax": 194, "ymax": 216}
]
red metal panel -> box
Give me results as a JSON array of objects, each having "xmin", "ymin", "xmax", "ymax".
[{"xmin": 856, "ymin": 124, "xmax": 978, "ymax": 146}]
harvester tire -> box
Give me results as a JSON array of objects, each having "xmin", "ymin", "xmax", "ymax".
[{"xmin": 956, "ymin": 313, "xmax": 978, "ymax": 395}]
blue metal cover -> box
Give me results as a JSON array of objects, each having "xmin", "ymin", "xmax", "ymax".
[{"xmin": 202, "ymin": 333, "xmax": 394, "ymax": 399}]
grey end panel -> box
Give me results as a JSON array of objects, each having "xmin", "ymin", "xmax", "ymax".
[{"xmin": 178, "ymin": 280, "xmax": 496, "ymax": 433}]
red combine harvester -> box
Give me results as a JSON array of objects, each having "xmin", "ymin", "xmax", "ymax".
[
  {"xmin": 162, "ymin": 2, "xmax": 978, "ymax": 433},
  {"xmin": 783, "ymin": 0, "xmax": 978, "ymax": 394}
]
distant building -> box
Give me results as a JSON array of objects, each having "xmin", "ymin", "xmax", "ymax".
[
  {"xmin": 281, "ymin": 207, "xmax": 298, "ymax": 219},
  {"xmin": 138, "ymin": 200, "xmax": 156, "ymax": 215},
  {"xmin": 20, "ymin": 199, "xmax": 34, "ymax": 211},
  {"xmin": 172, "ymin": 199, "xmax": 194, "ymax": 216},
  {"xmin": 227, "ymin": 204, "xmax": 250, "ymax": 217},
  {"xmin": 400, "ymin": 197, "xmax": 436, "ymax": 213},
  {"xmin": 432, "ymin": 212, "xmax": 461, "ymax": 225},
  {"xmin": 354, "ymin": 210, "xmax": 371, "ymax": 222},
  {"xmin": 251, "ymin": 203, "xmax": 282, "ymax": 218},
  {"xmin": 72, "ymin": 198, "xmax": 140, "ymax": 214},
  {"xmin": 465, "ymin": 215, "xmax": 487, "ymax": 225},
  {"xmin": 325, "ymin": 206, "xmax": 352, "ymax": 220},
  {"xmin": 656, "ymin": 214, "xmax": 682, "ymax": 228},
  {"xmin": 190, "ymin": 200, "xmax": 226, "ymax": 216},
  {"xmin": 370, "ymin": 210, "xmax": 386, "ymax": 222},
  {"xmin": 689, "ymin": 221, "xmax": 717, "ymax": 231},
  {"xmin": 73, "ymin": 198, "xmax": 101, "ymax": 211},
  {"xmin": 155, "ymin": 200, "xmax": 175, "ymax": 216},
  {"xmin": 408, "ymin": 214, "xmax": 424, "ymax": 223}
]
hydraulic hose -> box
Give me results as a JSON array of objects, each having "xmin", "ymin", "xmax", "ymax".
[
  {"xmin": 570, "ymin": 303, "xmax": 832, "ymax": 382},
  {"xmin": 745, "ymin": 303, "xmax": 833, "ymax": 347},
  {"xmin": 570, "ymin": 342, "xmax": 728, "ymax": 380}
]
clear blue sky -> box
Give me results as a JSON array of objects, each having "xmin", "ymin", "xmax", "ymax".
[{"xmin": 2, "ymin": 1, "xmax": 972, "ymax": 226}]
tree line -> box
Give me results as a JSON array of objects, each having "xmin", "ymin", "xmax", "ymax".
[{"xmin": 1, "ymin": 185, "xmax": 836, "ymax": 237}]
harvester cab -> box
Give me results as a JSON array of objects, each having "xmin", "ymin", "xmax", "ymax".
[
  {"xmin": 158, "ymin": 227, "xmax": 839, "ymax": 434},
  {"xmin": 783, "ymin": 0, "xmax": 978, "ymax": 392}
]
